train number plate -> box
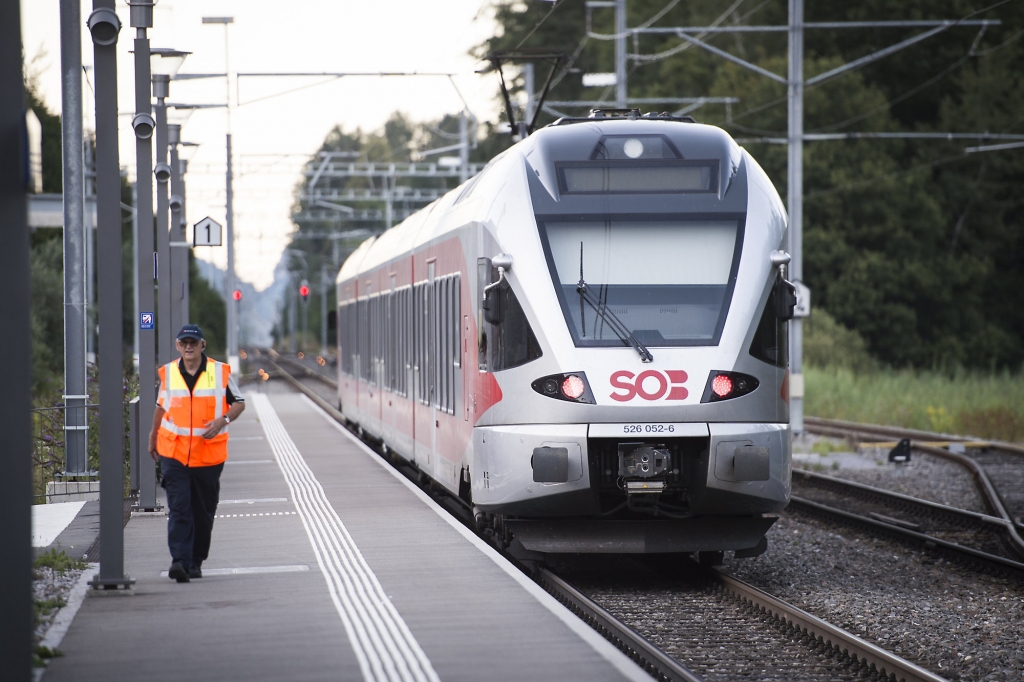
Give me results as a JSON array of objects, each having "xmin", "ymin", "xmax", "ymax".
[{"xmin": 589, "ymin": 423, "xmax": 710, "ymax": 438}]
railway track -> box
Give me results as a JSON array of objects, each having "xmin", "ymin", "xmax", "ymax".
[
  {"xmin": 790, "ymin": 471, "xmax": 1024, "ymax": 575},
  {"xmin": 547, "ymin": 555, "xmax": 947, "ymax": 682},
  {"xmin": 264, "ymin": 356, "xmax": 948, "ymax": 682},
  {"xmin": 803, "ymin": 417, "xmax": 1024, "ymax": 557}
]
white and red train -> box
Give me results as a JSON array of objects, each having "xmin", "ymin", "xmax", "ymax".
[{"xmin": 335, "ymin": 111, "xmax": 795, "ymax": 558}]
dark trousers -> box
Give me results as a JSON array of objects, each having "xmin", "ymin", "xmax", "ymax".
[{"xmin": 159, "ymin": 456, "xmax": 223, "ymax": 570}]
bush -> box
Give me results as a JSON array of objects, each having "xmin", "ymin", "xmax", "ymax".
[{"xmin": 802, "ymin": 308, "xmax": 877, "ymax": 372}]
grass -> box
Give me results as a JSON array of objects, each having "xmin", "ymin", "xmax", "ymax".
[
  {"xmin": 34, "ymin": 548, "xmax": 88, "ymax": 574},
  {"xmin": 805, "ymin": 365, "xmax": 1024, "ymax": 443}
]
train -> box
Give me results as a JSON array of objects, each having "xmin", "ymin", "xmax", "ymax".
[{"xmin": 334, "ymin": 109, "xmax": 795, "ymax": 560}]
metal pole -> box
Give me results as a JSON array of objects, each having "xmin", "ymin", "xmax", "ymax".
[
  {"xmin": 0, "ymin": 0, "xmax": 33, "ymax": 673},
  {"xmin": 154, "ymin": 86, "xmax": 171, "ymax": 365},
  {"xmin": 458, "ymin": 110, "xmax": 469, "ymax": 184},
  {"xmin": 302, "ymin": 290, "xmax": 308, "ymax": 353},
  {"xmin": 131, "ymin": 182, "xmax": 139, "ymax": 368},
  {"xmin": 131, "ymin": 1, "xmax": 159, "ymax": 511},
  {"xmin": 90, "ymin": 0, "xmax": 131, "ymax": 590},
  {"xmin": 787, "ymin": 0, "xmax": 804, "ymax": 433},
  {"xmin": 221, "ymin": 19, "xmax": 240, "ymax": 371},
  {"xmin": 226, "ymin": 133, "xmax": 238, "ymax": 367},
  {"xmin": 61, "ymin": 0, "xmax": 89, "ymax": 476},
  {"xmin": 180, "ymin": 158, "xmax": 190, "ymax": 324},
  {"xmin": 320, "ymin": 264, "xmax": 328, "ymax": 356},
  {"xmin": 523, "ymin": 63, "xmax": 535, "ymax": 129},
  {"xmin": 289, "ymin": 283, "xmax": 297, "ymax": 353},
  {"xmin": 168, "ymin": 124, "xmax": 183, "ymax": 335},
  {"xmin": 615, "ymin": 0, "xmax": 627, "ymax": 108},
  {"xmin": 85, "ymin": 160, "xmax": 96, "ymax": 363}
]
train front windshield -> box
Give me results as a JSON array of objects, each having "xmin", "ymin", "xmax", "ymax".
[{"xmin": 539, "ymin": 218, "xmax": 743, "ymax": 347}]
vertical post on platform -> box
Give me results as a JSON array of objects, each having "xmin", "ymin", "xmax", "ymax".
[
  {"xmin": 179, "ymin": 158, "xmax": 190, "ymax": 325},
  {"xmin": 615, "ymin": 0, "xmax": 627, "ymax": 108},
  {"xmin": 131, "ymin": 182, "xmax": 139, "ymax": 368},
  {"xmin": 61, "ymin": 0, "xmax": 89, "ymax": 476},
  {"xmin": 130, "ymin": 0, "xmax": 159, "ymax": 512},
  {"xmin": 168, "ymin": 123, "xmax": 184, "ymax": 335},
  {"xmin": 226, "ymin": 132, "xmax": 238, "ymax": 368},
  {"xmin": 787, "ymin": 0, "xmax": 804, "ymax": 433},
  {"xmin": 154, "ymin": 80, "xmax": 171, "ymax": 365},
  {"xmin": 0, "ymin": 0, "xmax": 33, "ymax": 674},
  {"xmin": 88, "ymin": 0, "xmax": 132, "ymax": 591}
]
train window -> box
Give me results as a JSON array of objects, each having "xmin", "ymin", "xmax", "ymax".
[
  {"xmin": 590, "ymin": 135, "xmax": 681, "ymax": 160},
  {"xmin": 539, "ymin": 218, "xmax": 743, "ymax": 347},
  {"xmin": 749, "ymin": 280, "xmax": 789, "ymax": 368},
  {"xmin": 485, "ymin": 277, "xmax": 542, "ymax": 372},
  {"xmin": 558, "ymin": 161, "xmax": 718, "ymax": 195},
  {"xmin": 358, "ymin": 297, "xmax": 369, "ymax": 381}
]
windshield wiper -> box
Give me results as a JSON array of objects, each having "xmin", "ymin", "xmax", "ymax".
[{"xmin": 576, "ymin": 242, "xmax": 653, "ymax": 363}]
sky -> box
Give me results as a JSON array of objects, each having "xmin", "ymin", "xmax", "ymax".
[{"xmin": 20, "ymin": 0, "xmax": 503, "ymax": 290}]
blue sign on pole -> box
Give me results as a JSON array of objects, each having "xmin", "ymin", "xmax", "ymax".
[{"xmin": 140, "ymin": 312, "xmax": 155, "ymax": 330}]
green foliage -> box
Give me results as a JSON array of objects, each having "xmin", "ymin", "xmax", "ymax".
[
  {"xmin": 803, "ymin": 308, "xmax": 877, "ymax": 372},
  {"xmin": 34, "ymin": 548, "xmax": 87, "ymax": 574},
  {"xmin": 189, "ymin": 252, "xmax": 226, "ymax": 360},
  {"xmin": 474, "ymin": 0, "xmax": 1024, "ymax": 370},
  {"xmin": 805, "ymin": 365, "xmax": 1024, "ymax": 442},
  {"xmin": 29, "ymin": 233, "xmax": 65, "ymax": 394}
]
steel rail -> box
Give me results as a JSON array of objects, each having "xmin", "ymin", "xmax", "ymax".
[
  {"xmin": 269, "ymin": 351, "xmax": 339, "ymax": 388},
  {"xmin": 804, "ymin": 416, "xmax": 1024, "ymax": 456},
  {"xmin": 712, "ymin": 568, "xmax": 949, "ymax": 682},
  {"xmin": 802, "ymin": 418, "xmax": 1024, "ymax": 555},
  {"xmin": 793, "ymin": 469, "xmax": 1024, "ymax": 565},
  {"xmin": 536, "ymin": 568, "xmax": 704, "ymax": 682},
  {"xmin": 788, "ymin": 495, "xmax": 1024, "ymax": 574}
]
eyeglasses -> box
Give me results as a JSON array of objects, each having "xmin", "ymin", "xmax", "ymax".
[{"xmin": 178, "ymin": 338, "xmax": 201, "ymax": 347}]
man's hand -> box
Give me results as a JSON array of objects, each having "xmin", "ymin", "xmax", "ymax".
[
  {"xmin": 148, "ymin": 437, "xmax": 159, "ymax": 461},
  {"xmin": 202, "ymin": 417, "xmax": 228, "ymax": 440}
]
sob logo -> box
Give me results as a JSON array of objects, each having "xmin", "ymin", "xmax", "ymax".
[{"xmin": 610, "ymin": 370, "xmax": 688, "ymax": 402}]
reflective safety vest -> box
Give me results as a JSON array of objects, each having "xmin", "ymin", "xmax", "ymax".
[{"xmin": 156, "ymin": 358, "xmax": 231, "ymax": 467}]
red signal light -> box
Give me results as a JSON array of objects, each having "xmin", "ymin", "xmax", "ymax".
[
  {"xmin": 232, "ymin": 289, "xmax": 242, "ymax": 301},
  {"xmin": 299, "ymin": 285, "xmax": 310, "ymax": 298},
  {"xmin": 561, "ymin": 375, "xmax": 586, "ymax": 400},
  {"xmin": 712, "ymin": 374, "xmax": 733, "ymax": 397}
]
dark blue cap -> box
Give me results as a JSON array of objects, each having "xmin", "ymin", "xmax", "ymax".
[{"xmin": 176, "ymin": 324, "xmax": 205, "ymax": 341}]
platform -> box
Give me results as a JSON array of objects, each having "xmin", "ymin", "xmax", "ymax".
[{"xmin": 42, "ymin": 384, "xmax": 649, "ymax": 682}]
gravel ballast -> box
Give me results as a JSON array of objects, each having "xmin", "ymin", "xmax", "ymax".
[{"xmin": 725, "ymin": 512, "xmax": 1024, "ymax": 681}]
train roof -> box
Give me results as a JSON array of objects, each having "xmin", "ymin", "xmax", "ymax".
[{"xmin": 336, "ymin": 117, "xmax": 747, "ymax": 284}]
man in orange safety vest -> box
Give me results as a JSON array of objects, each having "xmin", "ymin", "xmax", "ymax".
[{"xmin": 148, "ymin": 324, "xmax": 245, "ymax": 582}]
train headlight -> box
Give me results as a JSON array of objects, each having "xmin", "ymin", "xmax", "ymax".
[
  {"xmin": 531, "ymin": 372, "xmax": 595, "ymax": 404},
  {"xmin": 700, "ymin": 371, "xmax": 759, "ymax": 403}
]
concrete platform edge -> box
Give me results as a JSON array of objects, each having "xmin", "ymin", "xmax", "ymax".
[{"xmin": 297, "ymin": 393, "xmax": 654, "ymax": 682}]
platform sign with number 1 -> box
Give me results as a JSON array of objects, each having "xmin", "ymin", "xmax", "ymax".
[{"xmin": 193, "ymin": 217, "xmax": 223, "ymax": 247}]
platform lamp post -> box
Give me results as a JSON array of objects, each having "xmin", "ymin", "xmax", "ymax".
[
  {"xmin": 87, "ymin": 0, "xmax": 133, "ymax": 591},
  {"xmin": 128, "ymin": 0, "xmax": 160, "ymax": 512},
  {"xmin": 150, "ymin": 47, "xmax": 189, "ymax": 366},
  {"xmin": 202, "ymin": 15, "xmax": 239, "ymax": 373},
  {"xmin": 166, "ymin": 111, "xmax": 192, "ymax": 335},
  {"xmin": 176, "ymin": 140, "xmax": 200, "ymax": 326}
]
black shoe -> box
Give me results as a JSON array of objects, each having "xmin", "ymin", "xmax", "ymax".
[
  {"xmin": 189, "ymin": 564, "xmax": 202, "ymax": 579},
  {"xmin": 168, "ymin": 562, "xmax": 190, "ymax": 583}
]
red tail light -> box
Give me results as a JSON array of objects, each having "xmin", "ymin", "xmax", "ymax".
[
  {"xmin": 701, "ymin": 371, "xmax": 759, "ymax": 403},
  {"xmin": 561, "ymin": 375, "xmax": 586, "ymax": 399}
]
